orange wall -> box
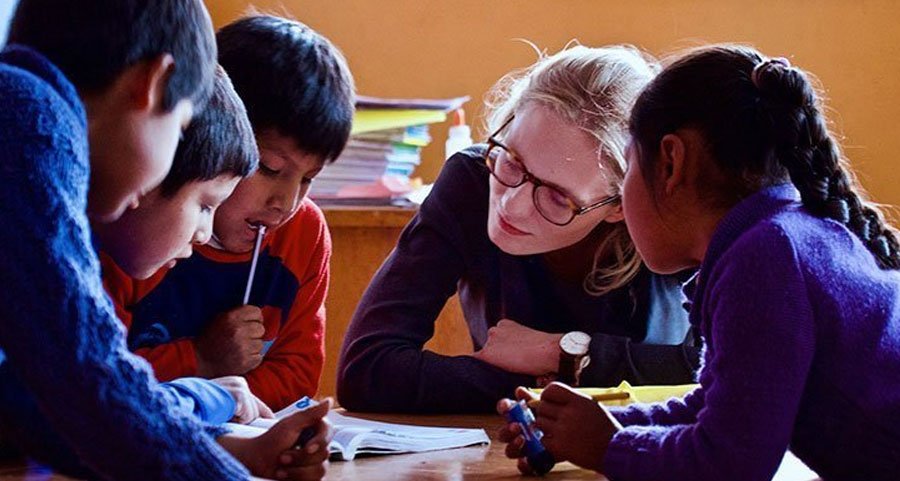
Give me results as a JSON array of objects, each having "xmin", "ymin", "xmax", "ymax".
[{"xmin": 207, "ymin": 0, "xmax": 900, "ymax": 209}]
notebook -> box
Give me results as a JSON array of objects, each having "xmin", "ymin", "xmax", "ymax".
[{"xmin": 225, "ymin": 398, "xmax": 490, "ymax": 461}]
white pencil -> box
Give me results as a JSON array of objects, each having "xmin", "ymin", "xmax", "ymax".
[{"xmin": 242, "ymin": 225, "xmax": 267, "ymax": 305}]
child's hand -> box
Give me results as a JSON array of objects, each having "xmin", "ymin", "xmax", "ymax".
[
  {"xmin": 211, "ymin": 375, "xmax": 274, "ymax": 424},
  {"xmin": 533, "ymin": 382, "xmax": 622, "ymax": 473},
  {"xmin": 472, "ymin": 319, "xmax": 563, "ymax": 376},
  {"xmin": 195, "ymin": 305, "xmax": 265, "ymax": 377},
  {"xmin": 220, "ymin": 398, "xmax": 334, "ymax": 481},
  {"xmin": 496, "ymin": 387, "xmax": 541, "ymax": 475}
]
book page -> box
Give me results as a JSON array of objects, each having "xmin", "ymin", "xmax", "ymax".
[
  {"xmin": 328, "ymin": 411, "xmax": 489, "ymax": 461},
  {"xmin": 226, "ymin": 408, "xmax": 490, "ymax": 461}
]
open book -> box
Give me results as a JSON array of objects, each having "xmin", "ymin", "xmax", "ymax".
[{"xmin": 225, "ymin": 398, "xmax": 490, "ymax": 461}]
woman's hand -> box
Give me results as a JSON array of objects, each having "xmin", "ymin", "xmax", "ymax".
[
  {"xmin": 219, "ymin": 398, "xmax": 334, "ymax": 480},
  {"xmin": 211, "ymin": 375, "xmax": 274, "ymax": 424},
  {"xmin": 472, "ymin": 319, "xmax": 563, "ymax": 376}
]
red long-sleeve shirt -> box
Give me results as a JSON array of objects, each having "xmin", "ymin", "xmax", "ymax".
[{"xmin": 103, "ymin": 198, "xmax": 330, "ymax": 410}]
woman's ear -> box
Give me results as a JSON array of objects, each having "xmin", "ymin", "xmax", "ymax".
[{"xmin": 603, "ymin": 202, "xmax": 625, "ymax": 223}]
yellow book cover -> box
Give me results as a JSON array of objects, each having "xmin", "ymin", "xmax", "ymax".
[{"xmin": 352, "ymin": 109, "xmax": 448, "ymax": 135}]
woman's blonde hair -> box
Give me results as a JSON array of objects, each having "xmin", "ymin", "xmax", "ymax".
[{"xmin": 483, "ymin": 44, "xmax": 659, "ymax": 296}]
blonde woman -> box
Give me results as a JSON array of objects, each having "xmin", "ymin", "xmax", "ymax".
[{"xmin": 338, "ymin": 46, "xmax": 699, "ymax": 413}]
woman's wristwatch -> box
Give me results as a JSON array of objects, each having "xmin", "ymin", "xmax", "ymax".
[
  {"xmin": 557, "ymin": 331, "xmax": 591, "ymax": 386},
  {"xmin": 536, "ymin": 331, "xmax": 591, "ymax": 388}
]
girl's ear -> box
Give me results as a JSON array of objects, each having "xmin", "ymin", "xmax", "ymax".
[{"xmin": 659, "ymin": 133, "xmax": 687, "ymax": 197}]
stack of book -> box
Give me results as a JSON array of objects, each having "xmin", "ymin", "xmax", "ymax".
[{"xmin": 310, "ymin": 95, "xmax": 468, "ymax": 205}]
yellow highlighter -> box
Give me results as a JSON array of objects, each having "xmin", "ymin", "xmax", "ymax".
[
  {"xmin": 527, "ymin": 381, "xmax": 700, "ymax": 410},
  {"xmin": 526, "ymin": 390, "xmax": 630, "ymax": 410}
]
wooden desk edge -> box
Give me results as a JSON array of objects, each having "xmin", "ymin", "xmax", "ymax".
[{"xmin": 321, "ymin": 205, "xmax": 417, "ymax": 228}]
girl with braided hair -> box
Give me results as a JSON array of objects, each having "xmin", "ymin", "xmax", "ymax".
[{"xmin": 497, "ymin": 44, "xmax": 900, "ymax": 480}]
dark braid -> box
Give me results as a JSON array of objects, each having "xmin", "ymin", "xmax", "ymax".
[
  {"xmin": 752, "ymin": 58, "xmax": 900, "ymax": 269},
  {"xmin": 630, "ymin": 45, "xmax": 900, "ymax": 270}
]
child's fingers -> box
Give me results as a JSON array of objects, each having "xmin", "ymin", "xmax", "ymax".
[
  {"xmin": 517, "ymin": 457, "xmax": 535, "ymax": 476},
  {"xmin": 504, "ymin": 435, "xmax": 525, "ymax": 459},
  {"xmin": 232, "ymin": 304, "xmax": 263, "ymax": 321},
  {"xmin": 540, "ymin": 435, "xmax": 561, "ymax": 459},
  {"xmin": 533, "ymin": 419, "xmax": 564, "ymax": 459},
  {"xmin": 496, "ymin": 421, "xmax": 521, "ymax": 443},
  {"xmin": 533, "ymin": 417, "xmax": 554, "ymax": 439},
  {"xmin": 248, "ymin": 338, "xmax": 265, "ymax": 353},
  {"xmin": 251, "ymin": 392, "xmax": 273, "ymax": 419},
  {"xmin": 279, "ymin": 442, "xmax": 330, "ymax": 467},
  {"xmin": 496, "ymin": 397, "xmax": 515, "ymax": 416},
  {"xmin": 231, "ymin": 393, "xmax": 257, "ymax": 424},
  {"xmin": 533, "ymin": 401, "xmax": 561, "ymax": 421},
  {"xmin": 539, "ymin": 382, "xmax": 581, "ymax": 404},
  {"xmin": 256, "ymin": 396, "xmax": 275, "ymax": 419},
  {"xmin": 301, "ymin": 418, "xmax": 334, "ymax": 456},
  {"xmin": 514, "ymin": 386, "xmax": 538, "ymax": 402},
  {"xmin": 243, "ymin": 402, "xmax": 259, "ymax": 424},
  {"xmin": 244, "ymin": 321, "xmax": 266, "ymax": 340}
]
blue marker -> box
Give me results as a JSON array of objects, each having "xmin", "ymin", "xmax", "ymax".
[
  {"xmin": 292, "ymin": 397, "xmax": 315, "ymax": 410},
  {"xmin": 505, "ymin": 400, "xmax": 555, "ymax": 475}
]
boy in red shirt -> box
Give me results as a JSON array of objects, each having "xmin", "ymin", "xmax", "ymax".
[{"xmin": 102, "ymin": 14, "xmax": 355, "ymax": 410}]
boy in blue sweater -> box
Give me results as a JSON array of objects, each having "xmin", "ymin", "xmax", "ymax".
[{"xmin": 0, "ymin": 1, "xmax": 331, "ymax": 480}]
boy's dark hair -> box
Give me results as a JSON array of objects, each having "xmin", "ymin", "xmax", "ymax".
[
  {"xmin": 159, "ymin": 66, "xmax": 259, "ymax": 197},
  {"xmin": 9, "ymin": 0, "xmax": 217, "ymax": 111},
  {"xmin": 630, "ymin": 44, "xmax": 900, "ymax": 269},
  {"xmin": 217, "ymin": 15, "xmax": 355, "ymax": 164}
]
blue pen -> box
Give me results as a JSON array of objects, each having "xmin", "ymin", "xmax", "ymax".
[{"xmin": 505, "ymin": 400, "xmax": 555, "ymax": 475}]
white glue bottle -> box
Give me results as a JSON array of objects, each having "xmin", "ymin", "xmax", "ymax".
[{"xmin": 445, "ymin": 108, "xmax": 473, "ymax": 160}]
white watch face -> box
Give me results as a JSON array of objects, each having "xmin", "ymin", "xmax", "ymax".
[{"xmin": 560, "ymin": 331, "xmax": 591, "ymax": 356}]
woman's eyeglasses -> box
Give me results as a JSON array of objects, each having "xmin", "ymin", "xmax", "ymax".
[{"xmin": 483, "ymin": 115, "xmax": 620, "ymax": 226}]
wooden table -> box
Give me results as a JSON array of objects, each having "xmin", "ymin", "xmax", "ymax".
[
  {"xmin": 325, "ymin": 412, "xmax": 598, "ymax": 480},
  {"xmin": 0, "ymin": 413, "xmax": 821, "ymax": 480}
]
